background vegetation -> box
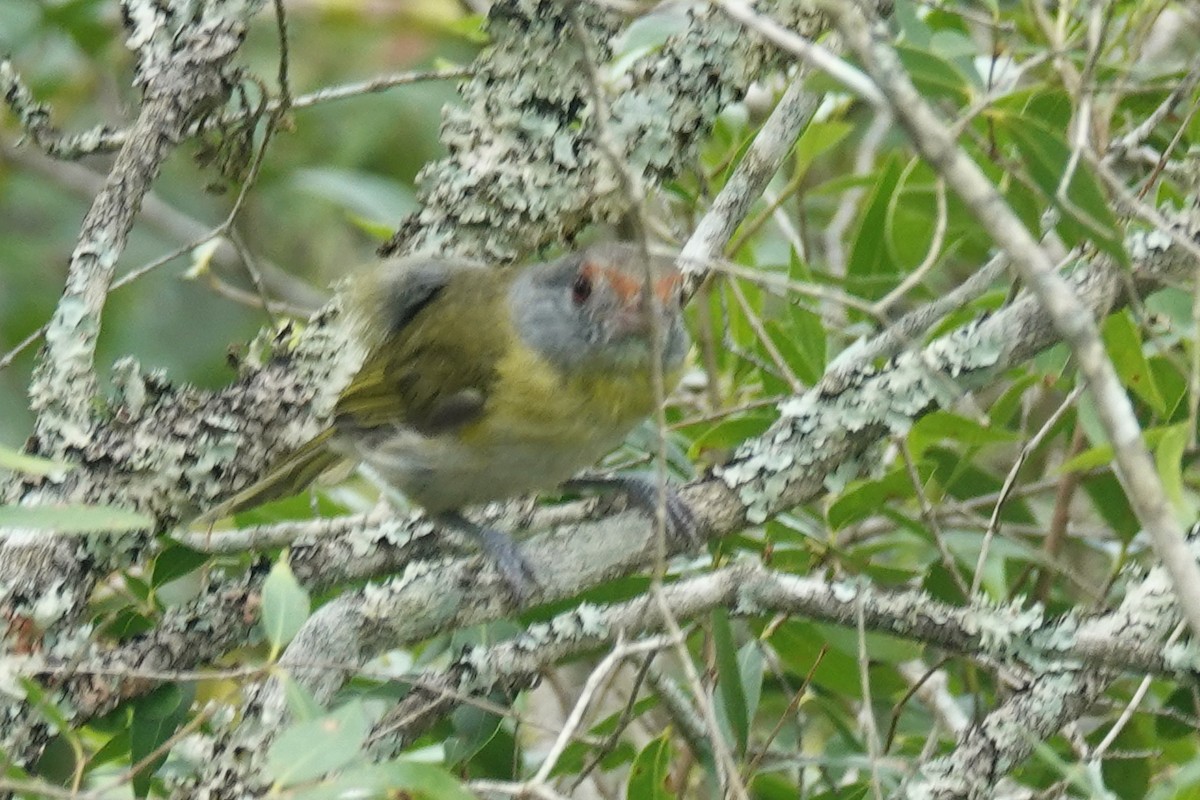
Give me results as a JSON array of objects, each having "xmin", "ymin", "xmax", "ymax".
[{"xmin": 3, "ymin": 1, "xmax": 1200, "ymax": 799}]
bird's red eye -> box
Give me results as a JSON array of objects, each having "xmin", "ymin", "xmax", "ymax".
[{"xmin": 572, "ymin": 273, "xmax": 592, "ymax": 305}]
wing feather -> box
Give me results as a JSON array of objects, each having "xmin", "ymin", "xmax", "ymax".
[{"xmin": 336, "ymin": 258, "xmax": 514, "ymax": 437}]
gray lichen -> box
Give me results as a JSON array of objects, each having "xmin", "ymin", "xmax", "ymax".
[
  {"xmin": 0, "ymin": 59, "xmax": 125, "ymax": 159},
  {"xmin": 717, "ymin": 315, "xmax": 1006, "ymax": 524},
  {"xmin": 384, "ymin": 0, "xmax": 830, "ymax": 262}
]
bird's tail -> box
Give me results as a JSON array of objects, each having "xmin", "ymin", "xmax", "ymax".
[{"xmin": 198, "ymin": 428, "xmax": 343, "ymax": 523}]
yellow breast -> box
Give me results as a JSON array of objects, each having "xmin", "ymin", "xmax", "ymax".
[{"xmin": 459, "ymin": 340, "xmax": 679, "ymax": 453}]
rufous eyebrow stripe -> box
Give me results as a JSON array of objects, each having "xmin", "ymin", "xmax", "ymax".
[
  {"xmin": 652, "ymin": 271, "xmax": 683, "ymax": 303},
  {"xmin": 583, "ymin": 259, "xmax": 682, "ymax": 304}
]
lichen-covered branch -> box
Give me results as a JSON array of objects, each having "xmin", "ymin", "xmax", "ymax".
[
  {"xmin": 1, "ymin": 22, "xmax": 312, "ymax": 788},
  {"xmin": 363, "ymin": 556, "xmax": 1197, "ymax": 757},
  {"xmin": 169, "ymin": 536, "xmax": 1199, "ymax": 795},
  {"xmin": 0, "ymin": 512, "xmax": 438, "ymax": 764},
  {"xmin": 0, "ymin": 58, "xmax": 127, "ymax": 159},
  {"xmin": 0, "ymin": 0, "xmax": 269, "ymax": 650},
  {"xmin": 903, "ymin": 529, "xmax": 1191, "ymax": 800},
  {"xmin": 0, "ymin": 57, "xmax": 469, "ymax": 162},
  {"xmin": 381, "ymin": 0, "xmax": 848, "ymax": 262},
  {"xmin": 713, "ymin": 213, "xmax": 1199, "ymax": 527},
  {"xmin": 0, "ymin": 304, "xmax": 363, "ymax": 627},
  {"xmin": 26, "ymin": 3, "xmax": 255, "ymax": 454}
]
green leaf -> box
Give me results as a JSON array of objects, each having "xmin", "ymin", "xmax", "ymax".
[
  {"xmin": 924, "ymin": 447, "xmax": 1036, "ymax": 525},
  {"xmin": 345, "ymin": 214, "xmax": 395, "ymax": 242},
  {"xmin": 436, "ymin": 14, "xmax": 489, "ymax": 44},
  {"xmin": 124, "ymin": 573, "xmax": 153, "ymax": 603},
  {"xmin": 1059, "ymin": 443, "xmax": 1114, "ymax": 473},
  {"xmin": 151, "ymin": 544, "xmax": 208, "ymax": 587},
  {"xmin": 552, "ymin": 697, "xmax": 656, "ymax": 777},
  {"xmin": 909, "ymin": 410, "xmax": 1017, "ymax": 457},
  {"xmin": 0, "ymin": 503, "xmax": 153, "ymax": 534},
  {"xmin": 290, "ymin": 167, "xmax": 416, "ymax": 228},
  {"xmin": 130, "ymin": 684, "xmax": 191, "ymax": 798},
  {"xmin": 260, "ymin": 557, "xmax": 311, "ymax": 656},
  {"xmin": 1000, "ymin": 114, "xmax": 1125, "ymax": 264},
  {"xmin": 99, "ymin": 609, "xmax": 156, "ymax": 640},
  {"xmin": 686, "ymin": 413, "xmax": 775, "ymax": 459},
  {"xmin": 626, "ymin": 733, "xmax": 673, "ymax": 800},
  {"xmin": 764, "ymin": 318, "xmax": 823, "ymax": 387},
  {"xmin": 89, "ymin": 730, "xmax": 131, "ymax": 769},
  {"xmin": 19, "ymin": 677, "xmax": 72, "ymax": 730},
  {"xmin": 1155, "ymin": 423, "xmax": 1190, "ymax": 515},
  {"xmin": 612, "ymin": 10, "xmax": 687, "ymax": 75},
  {"xmin": 1060, "ymin": 424, "xmax": 1172, "ymax": 474},
  {"xmin": 987, "ymin": 374, "xmax": 1043, "ymax": 428},
  {"xmin": 896, "ymin": 43, "xmax": 972, "ymax": 104},
  {"xmin": 828, "ymin": 464, "xmax": 931, "ymax": 530},
  {"xmin": 279, "ymin": 672, "xmax": 324, "ymax": 722},
  {"xmin": 287, "ymin": 760, "xmax": 477, "ymax": 800},
  {"xmin": 1157, "ymin": 687, "xmax": 1198, "ymax": 739},
  {"xmin": 445, "ymin": 700, "xmax": 503, "ymax": 766},
  {"xmin": 712, "ymin": 608, "xmax": 748, "ymax": 753},
  {"xmin": 886, "ymin": 173, "xmax": 942, "ymax": 271},
  {"xmin": 793, "ymin": 120, "xmax": 854, "ymax": 177},
  {"xmin": 266, "ymin": 702, "xmax": 371, "ymax": 788},
  {"xmin": 827, "ymin": 626, "xmax": 922, "ymax": 665},
  {"xmin": 847, "ymin": 157, "xmax": 904, "ymax": 298},
  {"xmin": 997, "ymin": 165, "xmax": 1045, "ymax": 250},
  {"xmin": 736, "ymin": 642, "xmax": 763, "ymax": 734},
  {"xmin": 0, "ymin": 443, "xmax": 72, "ymax": 478},
  {"xmin": 1096, "ymin": 714, "xmax": 1152, "ymax": 800},
  {"xmin": 787, "ymin": 261, "xmax": 827, "ymax": 367},
  {"xmin": 1082, "ymin": 472, "xmax": 1139, "ymax": 542},
  {"xmin": 1148, "ymin": 355, "xmax": 1187, "ymax": 420},
  {"xmin": 770, "ymin": 622, "xmax": 859, "ymax": 696},
  {"xmin": 379, "ymin": 760, "xmax": 477, "ymax": 800},
  {"xmin": 753, "ymin": 773, "xmax": 806, "ymax": 800},
  {"xmin": 1102, "ymin": 310, "xmax": 1166, "ymax": 415}
]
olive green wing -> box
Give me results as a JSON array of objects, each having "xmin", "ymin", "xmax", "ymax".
[
  {"xmin": 335, "ymin": 258, "xmax": 513, "ymax": 437},
  {"xmin": 196, "ymin": 428, "xmax": 342, "ymax": 522}
]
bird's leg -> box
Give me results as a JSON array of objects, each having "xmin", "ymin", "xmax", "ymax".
[
  {"xmin": 434, "ymin": 511, "xmax": 539, "ymax": 603},
  {"xmin": 561, "ymin": 475, "xmax": 701, "ymax": 549}
]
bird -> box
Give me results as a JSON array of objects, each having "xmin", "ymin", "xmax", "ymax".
[{"xmin": 212, "ymin": 241, "xmax": 693, "ymax": 598}]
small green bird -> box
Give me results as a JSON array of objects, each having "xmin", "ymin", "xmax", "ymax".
[{"xmin": 220, "ymin": 242, "xmax": 693, "ymax": 596}]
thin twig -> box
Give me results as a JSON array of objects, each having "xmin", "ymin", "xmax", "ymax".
[
  {"xmin": 973, "ymin": 385, "xmax": 1083, "ymax": 596},
  {"xmin": 528, "ymin": 635, "xmax": 675, "ymax": 787}
]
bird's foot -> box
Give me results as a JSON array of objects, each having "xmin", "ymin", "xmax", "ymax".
[
  {"xmin": 562, "ymin": 474, "xmax": 701, "ymax": 550},
  {"xmin": 436, "ymin": 512, "xmax": 539, "ymax": 604}
]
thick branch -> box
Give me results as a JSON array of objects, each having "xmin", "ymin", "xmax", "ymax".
[
  {"xmin": 26, "ymin": 8, "xmax": 248, "ymax": 453},
  {"xmin": 903, "ymin": 529, "xmax": 1189, "ymax": 799},
  {"xmin": 365, "ymin": 556, "xmax": 1199, "ymax": 755}
]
